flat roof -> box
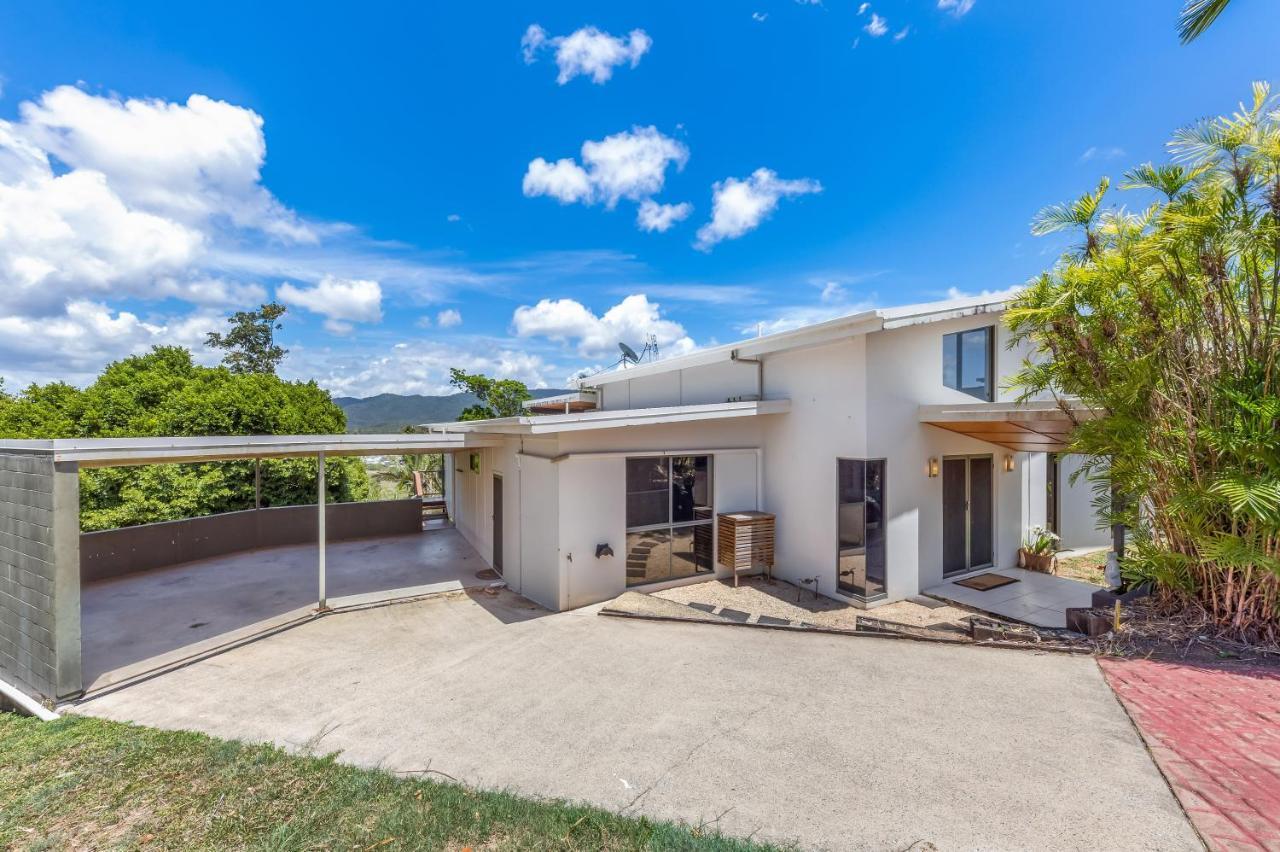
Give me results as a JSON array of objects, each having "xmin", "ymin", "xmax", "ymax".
[
  {"xmin": 0, "ymin": 433, "xmax": 502, "ymax": 468},
  {"xmin": 576, "ymin": 290, "xmax": 1020, "ymax": 389},
  {"xmin": 522, "ymin": 390, "xmax": 599, "ymax": 413},
  {"xmin": 424, "ymin": 398, "xmax": 790, "ymax": 435}
]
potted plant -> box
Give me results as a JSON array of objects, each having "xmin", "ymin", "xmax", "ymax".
[{"xmin": 1019, "ymin": 525, "xmax": 1060, "ymax": 573}]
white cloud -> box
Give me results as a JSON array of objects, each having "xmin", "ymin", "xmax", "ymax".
[
  {"xmin": 0, "ymin": 301, "xmax": 222, "ymax": 387},
  {"xmin": 512, "ymin": 293, "xmax": 695, "ymax": 359},
  {"xmin": 626, "ymin": 283, "xmax": 762, "ymax": 305},
  {"xmin": 864, "ymin": 13, "xmax": 889, "ymax": 36},
  {"xmin": 18, "ymin": 85, "xmax": 313, "ymax": 242},
  {"xmin": 524, "ymin": 126, "xmax": 690, "ymax": 230},
  {"xmin": 943, "ymin": 285, "xmax": 1022, "ymax": 301},
  {"xmin": 277, "ymin": 276, "xmax": 382, "ymax": 334},
  {"xmin": 636, "ymin": 199, "xmax": 692, "ymax": 233},
  {"xmin": 752, "ymin": 11, "xmax": 768, "ymax": 21},
  {"xmin": 0, "ymin": 123, "xmax": 205, "ymax": 316},
  {"xmin": 1079, "ymin": 145, "xmax": 1126, "ymax": 162},
  {"xmin": 296, "ymin": 339, "xmax": 553, "ymax": 398},
  {"xmin": 937, "ymin": 0, "xmax": 976, "ymax": 17},
  {"xmin": 521, "ymin": 24, "xmax": 548, "ymax": 63},
  {"xmin": 894, "ymin": 26, "xmax": 910, "ymax": 41},
  {"xmin": 521, "ymin": 24, "xmax": 651, "ymax": 85},
  {"xmin": 0, "ymin": 82, "xmax": 524, "ymax": 386},
  {"xmin": 446, "ymin": 213, "xmax": 461, "ymax": 222},
  {"xmin": 522, "ymin": 157, "xmax": 593, "ymax": 204},
  {"xmin": 436, "ymin": 308, "xmax": 462, "ymax": 328},
  {"xmin": 819, "ymin": 280, "xmax": 847, "ymax": 303},
  {"xmin": 857, "ymin": 2, "xmax": 870, "ymax": 14},
  {"xmin": 695, "ymin": 168, "xmax": 822, "ymax": 251}
]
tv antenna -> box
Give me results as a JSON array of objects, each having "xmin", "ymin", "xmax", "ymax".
[{"xmin": 617, "ymin": 336, "xmax": 660, "ymax": 369}]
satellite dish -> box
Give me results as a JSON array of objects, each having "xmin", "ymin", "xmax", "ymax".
[{"xmin": 619, "ymin": 342, "xmax": 640, "ymax": 364}]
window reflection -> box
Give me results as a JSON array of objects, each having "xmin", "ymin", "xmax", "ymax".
[
  {"xmin": 625, "ymin": 455, "xmax": 714, "ymax": 586},
  {"xmin": 837, "ymin": 458, "xmax": 886, "ymax": 600}
]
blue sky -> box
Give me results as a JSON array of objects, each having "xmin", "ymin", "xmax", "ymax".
[{"xmin": 0, "ymin": 0, "xmax": 1276, "ymax": 395}]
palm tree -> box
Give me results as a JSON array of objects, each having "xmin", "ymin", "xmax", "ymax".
[
  {"xmin": 378, "ymin": 454, "xmax": 445, "ymax": 498},
  {"xmin": 1179, "ymin": 0, "xmax": 1233, "ymax": 43},
  {"xmin": 1031, "ymin": 178, "xmax": 1109, "ymax": 258}
]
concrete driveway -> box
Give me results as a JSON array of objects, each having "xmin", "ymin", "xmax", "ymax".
[
  {"xmin": 81, "ymin": 528, "xmax": 488, "ymax": 691},
  {"xmin": 73, "ymin": 591, "xmax": 1200, "ymax": 851}
]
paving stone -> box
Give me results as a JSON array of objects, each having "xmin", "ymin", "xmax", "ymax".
[{"xmin": 1100, "ymin": 657, "xmax": 1280, "ymax": 852}]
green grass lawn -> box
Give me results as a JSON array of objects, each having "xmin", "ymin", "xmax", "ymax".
[
  {"xmin": 0, "ymin": 713, "xmax": 783, "ymax": 851},
  {"xmin": 1054, "ymin": 551, "xmax": 1107, "ymax": 586}
]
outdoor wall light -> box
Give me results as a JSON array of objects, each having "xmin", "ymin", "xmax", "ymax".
[
  {"xmin": 927, "ymin": 457, "xmax": 939, "ymax": 478},
  {"xmin": 1003, "ymin": 454, "xmax": 1016, "ymax": 473},
  {"xmin": 595, "ymin": 543, "xmax": 614, "ymax": 559}
]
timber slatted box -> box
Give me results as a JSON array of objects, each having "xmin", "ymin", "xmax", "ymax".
[{"xmin": 716, "ymin": 511, "xmax": 776, "ymax": 573}]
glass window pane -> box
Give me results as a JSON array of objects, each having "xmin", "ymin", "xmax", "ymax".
[
  {"xmin": 942, "ymin": 331, "xmax": 958, "ymax": 390},
  {"xmin": 959, "ymin": 328, "xmax": 990, "ymax": 400},
  {"xmin": 625, "ymin": 529, "xmax": 670, "ymax": 586},
  {"xmin": 837, "ymin": 459, "xmax": 865, "ymax": 549},
  {"xmin": 670, "ymin": 456, "xmax": 711, "ymax": 524},
  {"xmin": 864, "ymin": 460, "xmax": 886, "ymax": 599},
  {"xmin": 837, "ymin": 459, "xmax": 865, "ymax": 596},
  {"xmin": 671, "ymin": 525, "xmax": 714, "ymax": 580},
  {"xmin": 626, "ymin": 457, "xmax": 669, "ymax": 528}
]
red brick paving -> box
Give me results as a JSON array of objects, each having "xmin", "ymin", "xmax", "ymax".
[{"xmin": 1099, "ymin": 657, "xmax": 1280, "ymax": 851}]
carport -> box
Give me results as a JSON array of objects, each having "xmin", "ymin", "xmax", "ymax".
[{"xmin": 0, "ymin": 432, "xmax": 501, "ymax": 704}]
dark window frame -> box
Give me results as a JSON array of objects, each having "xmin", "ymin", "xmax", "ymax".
[
  {"xmin": 943, "ymin": 326, "xmax": 995, "ymax": 402},
  {"xmin": 625, "ymin": 455, "xmax": 714, "ymax": 587},
  {"xmin": 836, "ymin": 457, "xmax": 888, "ymax": 602}
]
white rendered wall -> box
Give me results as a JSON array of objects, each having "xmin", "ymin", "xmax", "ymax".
[
  {"xmin": 559, "ymin": 455, "xmax": 626, "ymax": 609},
  {"xmin": 758, "ymin": 337, "xmax": 868, "ymax": 598},
  {"xmin": 593, "ymin": 360, "xmax": 760, "ymax": 411},
  {"xmin": 517, "ymin": 452, "xmax": 560, "ymax": 610},
  {"xmin": 1058, "ymin": 453, "xmax": 1110, "ymax": 548},
  {"xmin": 1022, "ymin": 451, "xmax": 1049, "ymax": 536},
  {"xmin": 865, "ymin": 315, "xmax": 1030, "ymax": 594}
]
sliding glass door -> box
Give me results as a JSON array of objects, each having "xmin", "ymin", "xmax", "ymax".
[
  {"xmin": 625, "ymin": 455, "xmax": 714, "ymax": 586},
  {"xmin": 942, "ymin": 454, "xmax": 994, "ymax": 576},
  {"xmin": 837, "ymin": 458, "xmax": 887, "ymax": 601}
]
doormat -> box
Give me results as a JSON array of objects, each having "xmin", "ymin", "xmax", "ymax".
[{"xmin": 953, "ymin": 573, "xmax": 1019, "ymax": 592}]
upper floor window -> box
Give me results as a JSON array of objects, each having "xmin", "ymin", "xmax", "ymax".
[{"xmin": 942, "ymin": 327, "xmax": 994, "ymax": 401}]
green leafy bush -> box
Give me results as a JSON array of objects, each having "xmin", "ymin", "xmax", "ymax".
[
  {"xmin": 1008, "ymin": 84, "xmax": 1280, "ymax": 641},
  {"xmin": 0, "ymin": 346, "xmax": 370, "ymax": 530}
]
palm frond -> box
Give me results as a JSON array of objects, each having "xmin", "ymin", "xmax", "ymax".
[
  {"xmin": 1030, "ymin": 178, "xmax": 1109, "ymax": 236},
  {"xmin": 1178, "ymin": 0, "xmax": 1233, "ymax": 44}
]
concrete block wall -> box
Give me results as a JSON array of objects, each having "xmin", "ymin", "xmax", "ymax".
[{"xmin": 0, "ymin": 451, "xmax": 81, "ymax": 701}]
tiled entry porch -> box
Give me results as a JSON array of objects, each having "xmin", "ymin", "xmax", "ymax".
[{"xmin": 923, "ymin": 567, "xmax": 1101, "ymax": 629}]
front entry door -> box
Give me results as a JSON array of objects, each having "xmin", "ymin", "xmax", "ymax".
[
  {"xmin": 942, "ymin": 455, "xmax": 994, "ymax": 576},
  {"xmin": 492, "ymin": 473, "xmax": 503, "ymax": 575}
]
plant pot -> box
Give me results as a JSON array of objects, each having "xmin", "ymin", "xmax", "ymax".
[
  {"xmin": 1066, "ymin": 607, "xmax": 1113, "ymax": 636},
  {"xmin": 1019, "ymin": 548, "xmax": 1056, "ymax": 573},
  {"xmin": 1091, "ymin": 581, "xmax": 1152, "ymax": 608}
]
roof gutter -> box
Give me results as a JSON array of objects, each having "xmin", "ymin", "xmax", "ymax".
[{"xmin": 730, "ymin": 349, "xmax": 764, "ymax": 400}]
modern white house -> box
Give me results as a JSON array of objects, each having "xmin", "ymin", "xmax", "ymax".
[
  {"xmin": 430, "ymin": 292, "xmax": 1108, "ymax": 613},
  {"xmin": 0, "ymin": 291, "xmax": 1111, "ymax": 705}
]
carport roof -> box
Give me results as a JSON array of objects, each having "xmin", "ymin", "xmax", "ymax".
[
  {"xmin": 918, "ymin": 400, "xmax": 1098, "ymax": 452},
  {"xmin": 0, "ymin": 432, "xmax": 502, "ymax": 468}
]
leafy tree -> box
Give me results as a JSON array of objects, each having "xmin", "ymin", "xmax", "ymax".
[
  {"xmin": 377, "ymin": 454, "xmax": 445, "ymax": 498},
  {"xmin": 447, "ymin": 368, "xmax": 531, "ymax": 420},
  {"xmin": 205, "ymin": 302, "xmax": 288, "ymax": 374},
  {"xmin": 1179, "ymin": 0, "xmax": 1233, "ymax": 43},
  {"xmin": 1007, "ymin": 83, "xmax": 1280, "ymax": 641},
  {"xmin": 0, "ymin": 346, "xmax": 370, "ymax": 531}
]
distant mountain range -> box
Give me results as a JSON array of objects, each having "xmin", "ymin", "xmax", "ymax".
[{"xmin": 335, "ymin": 390, "xmax": 571, "ymax": 433}]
